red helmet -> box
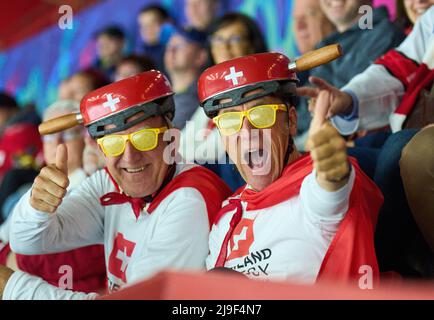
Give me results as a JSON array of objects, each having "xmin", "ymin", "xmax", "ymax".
[
  {"xmin": 198, "ymin": 52, "xmax": 298, "ymax": 118},
  {"xmin": 81, "ymin": 70, "xmax": 175, "ymax": 138}
]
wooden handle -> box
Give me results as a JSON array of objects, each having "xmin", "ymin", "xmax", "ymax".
[
  {"xmin": 292, "ymin": 44, "xmax": 343, "ymax": 72},
  {"xmin": 38, "ymin": 113, "xmax": 82, "ymax": 135}
]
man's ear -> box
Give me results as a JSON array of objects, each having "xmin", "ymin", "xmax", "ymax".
[{"xmin": 288, "ymin": 106, "xmax": 297, "ymax": 137}]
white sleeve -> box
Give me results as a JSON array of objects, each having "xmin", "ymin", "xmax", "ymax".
[
  {"xmin": 3, "ymin": 271, "xmax": 98, "ymax": 300},
  {"xmin": 394, "ymin": 7, "xmax": 433, "ymax": 66},
  {"xmin": 126, "ymin": 188, "xmax": 210, "ymax": 284},
  {"xmin": 9, "ymin": 172, "xmax": 105, "ymax": 255},
  {"xmin": 335, "ymin": 8, "xmax": 434, "ymax": 133},
  {"xmin": 299, "ymin": 166, "xmax": 355, "ymax": 222},
  {"xmin": 340, "ymin": 64, "xmax": 405, "ymax": 132}
]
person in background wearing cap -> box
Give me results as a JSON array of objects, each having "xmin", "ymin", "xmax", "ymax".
[
  {"xmin": 0, "ymin": 100, "xmax": 107, "ymax": 295},
  {"xmin": 200, "ymin": 53, "xmax": 383, "ymax": 285},
  {"xmin": 0, "ymin": 71, "xmax": 231, "ymax": 299},
  {"xmin": 164, "ymin": 27, "xmax": 208, "ymax": 129}
]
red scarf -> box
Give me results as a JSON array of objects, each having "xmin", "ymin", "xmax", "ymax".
[
  {"xmin": 100, "ymin": 165, "xmax": 176, "ymax": 220},
  {"xmin": 375, "ymin": 49, "xmax": 434, "ymax": 131},
  {"xmin": 0, "ymin": 241, "xmax": 10, "ymax": 265},
  {"xmin": 214, "ymin": 154, "xmax": 383, "ymax": 285},
  {"xmin": 102, "ymin": 165, "xmax": 232, "ymax": 228}
]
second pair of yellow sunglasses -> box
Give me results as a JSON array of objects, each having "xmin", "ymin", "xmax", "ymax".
[
  {"xmin": 213, "ymin": 104, "xmax": 287, "ymax": 136},
  {"xmin": 97, "ymin": 127, "xmax": 168, "ymax": 157}
]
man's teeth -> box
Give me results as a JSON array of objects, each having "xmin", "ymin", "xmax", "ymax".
[
  {"xmin": 245, "ymin": 149, "xmax": 267, "ymax": 168},
  {"xmin": 125, "ymin": 166, "xmax": 146, "ymax": 173}
]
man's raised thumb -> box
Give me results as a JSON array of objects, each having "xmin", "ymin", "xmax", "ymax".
[
  {"xmin": 55, "ymin": 144, "xmax": 68, "ymax": 175},
  {"xmin": 309, "ymin": 90, "xmax": 330, "ymax": 135}
]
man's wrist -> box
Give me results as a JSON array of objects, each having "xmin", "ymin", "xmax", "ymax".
[{"xmin": 340, "ymin": 89, "xmax": 359, "ymax": 119}]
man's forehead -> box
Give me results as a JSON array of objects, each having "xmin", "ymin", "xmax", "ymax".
[
  {"xmin": 219, "ymin": 92, "xmax": 282, "ymax": 113},
  {"xmin": 221, "ymin": 87, "xmax": 282, "ymax": 102},
  {"xmin": 103, "ymin": 114, "xmax": 163, "ymax": 133}
]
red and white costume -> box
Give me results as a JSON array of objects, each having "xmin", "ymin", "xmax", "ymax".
[
  {"xmin": 197, "ymin": 53, "xmax": 384, "ymax": 286},
  {"xmin": 206, "ymin": 156, "xmax": 383, "ymax": 285},
  {"xmin": 6, "ymin": 163, "xmax": 230, "ymax": 299}
]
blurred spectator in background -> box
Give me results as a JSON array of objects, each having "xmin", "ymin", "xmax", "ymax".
[
  {"xmin": 0, "ymin": 94, "xmax": 43, "ymax": 216},
  {"xmin": 0, "ymin": 93, "xmax": 20, "ymax": 133},
  {"xmin": 58, "ymin": 79, "xmax": 73, "ymax": 100},
  {"xmin": 57, "ymin": 69, "xmax": 109, "ymax": 178},
  {"xmin": 293, "ymin": 0, "xmax": 335, "ymax": 55},
  {"xmin": 0, "ymin": 124, "xmax": 42, "ymax": 223},
  {"xmin": 138, "ymin": 4, "xmax": 173, "ymax": 72},
  {"xmin": 208, "ymin": 13, "xmax": 267, "ymax": 65},
  {"xmin": 59, "ymin": 69, "xmax": 109, "ymax": 102},
  {"xmin": 312, "ymin": 0, "xmax": 406, "ymax": 89},
  {"xmin": 305, "ymin": 0, "xmax": 407, "ymax": 152},
  {"xmin": 298, "ymin": 8, "xmax": 434, "ymax": 277},
  {"xmin": 94, "ymin": 26, "xmax": 126, "ymax": 81},
  {"xmin": 292, "ymin": 0, "xmax": 336, "ymax": 150},
  {"xmin": 185, "ymin": 0, "xmax": 220, "ymax": 33},
  {"xmin": 396, "ymin": 0, "xmax": 433, "ymax": 33},
  {"xmin": 165, "ymin": 28, "xmax": 208, "ymax": 129},
  {"xmin": 82, "ymin": 133, "xmax": 106, "ymax": 176},
  {"xmin": 114, "ymin": 54, "xmax": 156, "ymax": 81},
  {"xmin": 0, "ymin": 100, "xmax": 106, "ymax": 294},
  {"xmin": 42, "ymin": 101, "xmax": 86, "ymax": 186},
  {"xmin": 180, "ymin": 12, "xmax": 267, "ymax": 191}
]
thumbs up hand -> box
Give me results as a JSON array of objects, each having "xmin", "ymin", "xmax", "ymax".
[
  {"xmin": 306, "ymin": 91, "xmax": 350, "ymax": 192},
  {"xmin": 30, "ymin": 144, "xmax": 70, "ymax": 213}
]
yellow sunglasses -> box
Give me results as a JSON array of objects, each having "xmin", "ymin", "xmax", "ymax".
[
  {"xmin": 97, "ymin": 127, "xmax": 168, "ymax": 157},
  {"xmin": 213, "ymin": 104, "xmax": 287, "ymax": 136}
]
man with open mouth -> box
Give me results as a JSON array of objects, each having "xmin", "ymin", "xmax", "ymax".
[
  {"xmin": 200, "ymin": 52, "xmax": 384, "ymax": 286},
  {"xmin": 0, "ymin": 71, "xmax": 231, "ymax": 299}
]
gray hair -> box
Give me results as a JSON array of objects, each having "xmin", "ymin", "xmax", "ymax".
[{"xmin": 43, "ymin": 100, "xmax": 80, "ymax": 121}]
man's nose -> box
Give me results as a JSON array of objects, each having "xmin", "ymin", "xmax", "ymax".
[
  {"xmin": 295, "ymin": 17, "xmax": 307, "ymax": 31},
  {"xmin": 239, "ymin": 115, "xmax": 254, "ymax": 139},
  {"xmin": 121, "ymin": 140, "xmax": 143, "ymax": 162}
]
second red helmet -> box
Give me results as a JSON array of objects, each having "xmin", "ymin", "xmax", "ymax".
[{"xmin": 80, "ymin": 70, "xmax": 174, "ymax": 138}]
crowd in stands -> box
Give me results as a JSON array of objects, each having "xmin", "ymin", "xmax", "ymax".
[{"xmin": 0, "ymin": 0, "xmax": 433, "ymax": 299}]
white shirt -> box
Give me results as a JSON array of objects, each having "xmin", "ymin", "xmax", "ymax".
[
  {"xmin": 5, "ymin": 163, "xmax": 210, "ymax": 299},
  {"xmin": 206, "ymin": 168, "xmax": 355, "ymax": 284},
  {"xmin": 332, "ymin": 7, "xmax": 434, "ymax": 134}
]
